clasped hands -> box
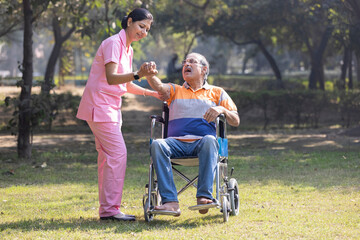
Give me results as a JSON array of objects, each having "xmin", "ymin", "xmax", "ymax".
[
  {"xmin": 138, "ymin": 61, "xmax": 158, "ymax": 78},
  {"xmin": 137, "ymin": 61, "xmax": 169, "ymax": 101}
]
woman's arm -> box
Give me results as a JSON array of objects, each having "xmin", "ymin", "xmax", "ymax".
[
  {"xmin": 126, "ymin": 82, "xmax": 161, "ymax": 99},
  {"xmin": 105, "ymin": 62, "xmax": 151, "ymax": 85},
  {"xmin": 105, "ymin": 62, "xmax": 136, "ymax": 85}
]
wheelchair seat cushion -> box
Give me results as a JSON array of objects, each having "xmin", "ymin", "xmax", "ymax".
[{"xmin": 171, "ymin": 156, "xmax": 199, "ymax": 166}]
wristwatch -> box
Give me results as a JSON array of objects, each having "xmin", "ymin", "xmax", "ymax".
[{"xmin": 133, "ymin": 71, "xmax": 140, "ymax": 80}]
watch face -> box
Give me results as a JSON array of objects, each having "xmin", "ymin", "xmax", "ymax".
[{"xmin": 134, "ymin": 73, "xmax": 140, "ymax": 80}]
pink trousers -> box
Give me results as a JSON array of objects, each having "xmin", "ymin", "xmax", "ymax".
[{"xmin": 87, "ymin": 121, "xmax": 127, "ymax": 217}]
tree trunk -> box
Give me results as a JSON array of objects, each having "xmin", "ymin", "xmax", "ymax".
[
  {"xmin": 339, "ymin": 46, "xmax": 350, "ymax": 90},
  {"xmin": 41, "ymin": 16, "xmax": 75, "ymax": 95},
  {"xmin": 42, "ymin": 41, "xmax": 62, "ymax": 94},
  {"xmin": 355, "ymin": 53, "xmax": 360, "ymax": 85},
  {"xmin": 348, "ymin": 50, "xmax": 353, "ymax": 89},
  {"xmin": 308, "ymin": 26, "xmax": 334, "ymax": 90},
  {"xmin": 104, "ymin": 0, "xmax": 111, "ymax": 37},
  {"xmin": 18, "ymin": 0, "xmax": 33, "ymax": 160},
  {"xmin": 308, "ymin": 57, "xmax": 324, "ymax": 89},
  {"xmin": 256, "ymin": 40, "xmax": 284, "ymax": 89}
]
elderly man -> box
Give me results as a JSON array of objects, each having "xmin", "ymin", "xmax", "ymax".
[{"xmin": 145, "ymin": 52, "xmax": 240, "ymax": 216}]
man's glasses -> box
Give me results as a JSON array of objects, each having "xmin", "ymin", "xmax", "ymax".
[{"xmin": 182, "ymin": 58, "xmax": 203, "ymax": 66}]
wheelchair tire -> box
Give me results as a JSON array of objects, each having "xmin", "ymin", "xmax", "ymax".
[
  {"xmin": 229, "ymin": 178, "xmax": 239, "ymax": 216},
  {"xmin": 222, "ymin": 196, "xmax": 229, "ymax": 222},
  {"xmin": 144, "ymin": 197, "xmax": 154, "ymax": 222}
]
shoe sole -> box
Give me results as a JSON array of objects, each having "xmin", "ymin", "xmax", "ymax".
[{"xmin": 100, "ymin": 216, "xmax": 136, "ymax": 221}]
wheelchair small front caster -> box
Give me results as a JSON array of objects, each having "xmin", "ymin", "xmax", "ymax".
[
  {"xmin": 229, "ymin": 178, "xmax": 239, "ymax": 216},
  {"xmin": 143, "ymin": 197, "xmax": 154, "ymax": 222},
  {"xmin": 222, "ymin": 196, "xmax": 230, "ymax": 222}
]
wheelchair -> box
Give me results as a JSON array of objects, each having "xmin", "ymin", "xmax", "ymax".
[{"xmin": 142, "ymin": 102, "xmax": 239, "ymax": 222}]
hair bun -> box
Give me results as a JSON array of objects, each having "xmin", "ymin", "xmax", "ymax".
[{"xmin": 121, "ymin": 16, "xmax": 129, "ymax": 29}]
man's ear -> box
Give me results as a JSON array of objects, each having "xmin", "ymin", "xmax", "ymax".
[{"xmin": 202, "ymin": 66, "xmax": 207, "ymax": 74}]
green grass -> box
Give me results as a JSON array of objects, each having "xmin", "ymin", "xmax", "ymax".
[{"xmin": 1, "ymin": 142, "xmax": 359, "ymax": 239}]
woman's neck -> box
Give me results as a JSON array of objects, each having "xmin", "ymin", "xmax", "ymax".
[{"xmin": 125, "ymin": 30, "xmax": 131, "ymax": 49}]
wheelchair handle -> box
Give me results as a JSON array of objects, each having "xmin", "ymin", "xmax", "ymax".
[{"xmin": 150, "ymin": 115, "xmax": 165, "ymax": 123}]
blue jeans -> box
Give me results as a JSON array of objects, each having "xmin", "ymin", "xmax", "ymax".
[{"xmin": 150, "ymin": 135, "xmax": 219, "ymax": 204}]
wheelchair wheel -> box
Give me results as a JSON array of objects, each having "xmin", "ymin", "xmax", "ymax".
[
  {"xmin": 229, "ymin": 178, "xmax": 239, "ymax": 216},
  {"xmin": 144, "ymin": 197, "xmax": 154, "ymax": 222},
  {"xmin": 222, "ymin": 196, "xmax": 229, "ymax": 222}
]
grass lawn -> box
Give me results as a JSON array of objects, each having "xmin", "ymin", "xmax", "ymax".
[{"xmin": 0, "ymin": 131, "xmax": 359, "ymax": 239}]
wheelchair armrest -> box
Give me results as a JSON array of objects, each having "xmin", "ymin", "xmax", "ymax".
[
  {"xmin": 216, "ymin": 114, "xmax": 227, "ymax": 139},
  {"xmin": 150, "ymin": 115, "xmax": 165, "ymax": 124}
]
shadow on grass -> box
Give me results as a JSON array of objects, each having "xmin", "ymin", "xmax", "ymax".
[
  {"xmin": 1, "ymin": 128, "xmax": 359, "ymax": 190},
  {"xmin": 0, "ymin": 214, "xmax": 227, "ymax": 234},
  {"xmin": 1, "ymin": 147, "xmax": 359, "ymax": 191}
]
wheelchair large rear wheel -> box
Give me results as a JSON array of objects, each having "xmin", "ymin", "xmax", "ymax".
[
  {"xmin": 222, "ymin": 196, "xmax": 229, "ymax": 222},
  {"xmin": 229, "ymin": 178, "xmax": 239, "ymax": 216}
]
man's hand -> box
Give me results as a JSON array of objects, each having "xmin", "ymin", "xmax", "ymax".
[
  {"xmin": 203, "ymin": 106, "xmax": 224, "ymax": 123},
  {"xmin": 204, "ymin": 106, "xmax": 240, "ymax": 127}
]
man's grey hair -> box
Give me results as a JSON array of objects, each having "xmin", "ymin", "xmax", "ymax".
[{"xmin": 187, "ymin": 52, "xmax": 210, "ymax": 83}]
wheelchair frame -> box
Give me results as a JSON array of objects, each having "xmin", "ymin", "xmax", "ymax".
[{"xmin": 142, "ymin": 102, "xmax": 239, "ymax": 222}]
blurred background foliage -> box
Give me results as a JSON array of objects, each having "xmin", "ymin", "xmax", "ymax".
[
  {"xmin": 0, "ymin": 0, "xmax": 360, "ymax": 159},
  {"xmin": 0, "ymin": 0, "xmax": 359, "ymax": 89},
  {"xmin": 1, "ymin": 0, "xmax": 360, "ymax": 159}
]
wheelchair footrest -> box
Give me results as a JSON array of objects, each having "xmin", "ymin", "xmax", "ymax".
[
  {"xmin": 151, "ymin": 209, "xmax": 181, "ymax": 216},
  {"xmin": 188, "ymin": 202, "xmax": 219, "ymax": 211}
]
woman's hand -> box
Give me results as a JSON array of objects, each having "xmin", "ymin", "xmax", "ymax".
[{"xmin": 145, "ymin": 90, "xmax": 169, "ymax": 101}]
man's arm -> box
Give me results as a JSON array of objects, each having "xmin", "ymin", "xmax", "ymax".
[{"xmin": 145, "ymin": 62, "xmax": 171, "ymax": 99}]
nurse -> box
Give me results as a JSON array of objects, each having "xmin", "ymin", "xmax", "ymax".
[{"xmin": 77, "ymin": 8, "xmax": 160, "ymax": 221}]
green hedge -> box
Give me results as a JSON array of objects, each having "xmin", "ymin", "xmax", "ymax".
[
  {"xmin": 229, "ymin": 90, "xmax": 360, "ymax": 129},
  {"xmin": 3, "ymin": 89, "xmax": 359, "ymax": 132},
  {"xmin": 4, "ymin": 92, "xmax": 82, "ymax": 133}
]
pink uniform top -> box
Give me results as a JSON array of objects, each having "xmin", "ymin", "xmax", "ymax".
[{"xmin": 76, "ymin": 29, "xmax": 133, "ymax": 123}]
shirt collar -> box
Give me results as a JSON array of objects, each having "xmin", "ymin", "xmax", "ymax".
[
  {"xmin": 119, "ymin": 29, "xmax": 133, "ymax": 56},
  {"xmin": 119, "ymin": 29, "xmax": 127, "ymax": 49},
  {"xmin": 183, "ymin": 81, "xmax": 211, "ymax": 90}
]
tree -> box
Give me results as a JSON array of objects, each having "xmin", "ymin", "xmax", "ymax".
[
  {"xmin": 41, "ymin": 0, "xmax": 92, "ymax": 95},
  {"xmin": 0, "ymin": 0, "xmax": 23, "ymax": 38},
  {"xmin": 17, "ymin": 0, "xmax": 50, "ymax": 159},
  {"xmin": 149, "ymin": 0, "xmax": 211, "ymax": 59},
  {"xmin": 40, "ymin": 0, "xmax": 144, "ymax": 94},
  {"xmin": 284, "ymin": 0, "xmax": 342, "ymax": 90},
  {"xmin": 343, "ymin": 0, "xmax": 360, "ymax": 85},
  {"xmin": 0, "ymin": 0, "xmax": 51, "ymax": 38},
  {"xmin": 200, "ymin": 0, "xmax": 285, "ymax": 88},
  {"xmin": 18, "ymin": 0, "xmax": 33, "ymax": 159}
]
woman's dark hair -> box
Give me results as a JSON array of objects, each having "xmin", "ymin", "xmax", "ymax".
[{"xmin": 121, "ymin": 8, "xmax": 153, "ymax": 29}]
